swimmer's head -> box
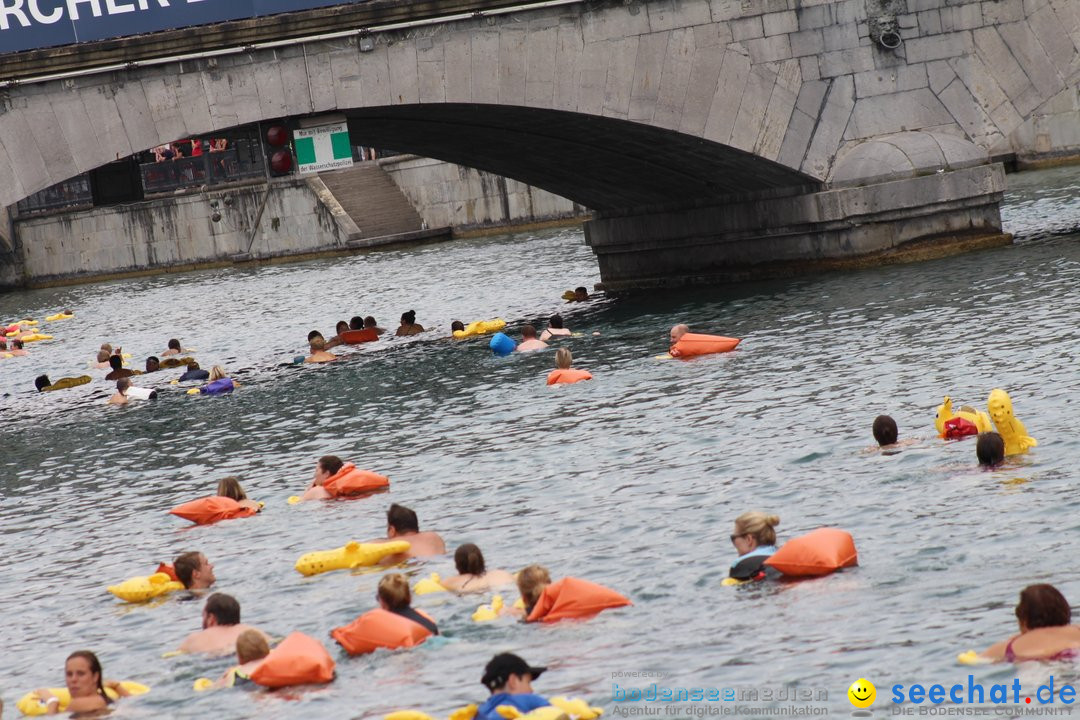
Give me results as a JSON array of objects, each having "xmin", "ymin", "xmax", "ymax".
[
  {"xmin": 310, "ymin": 336, "xmax": 326, "ymax": 351},
  {"xmin": 555, "ymin": 348, "xmax": 572, "ymax": 369},
  {"xmin": 307, "ymin": 330, "xmax": 324, "ymax": 342},
  {"xmin": 670, "ymin": 324, "xmax": 689, "ymax": 344},
  {"xmin": 451, "ymin": 320, "xmax": 465, "ymax": 333},
  {"xmin": 1016, "ymin": 584, "xmax": 1071, "ymax": 631},
  {"xmin": 96, "ymin": 349, "xmax": 110, "ymax": 363},
  {"xmin": 186, "ymin": 361, "xmax": 201, "ymax": 370},
  {"xmin": 377, "ymin": 573, "xmax": 411, "ymax": 611},
  {"xmin": 116, "ymin": 377, "xmax": 131, "ymax": 395},
  {"xmin": 454, "ymin": 543, "xmax": 486, "ymax": 576},
  {"xmin": 976, "ymin": 432, "xmax": 1005, "ymax": 467},
  {"xmin": 350, "ymin": 316, "xmax": 364, "ymax": 330},
  {"xmin": 236, "ymin": 629, "xmax": 270, "ymax": 665},
  {"xmin": 174, "ymin": 551, "xmax": 215, "ymax": 590},
  {"xmin": 217, "ymin": 476, "xmax": 247, "ymax": 501},
  {"xmin": 168, "ymin": 338, "xmax": 181, "ymax": 351},
  {"xmin": 12, "ymin": 339, "xmax": 23, "ymax": 350},
  {"xmin": 315, "ymin": 455, "xmax": 343, "ymax": 485},
  {"xmin": 35, "ymin": 374, "xmax": 51, "ymax": 391},
  {"xmin": 0, "ymin": 338, "xmax": 6, "ymax": 350},
  {"xmin": 335, "ymin": 320, "xmax": 349, "ymax": 334},
  {"xmin": 574, "ymin": 287, "xmax": 589, "ymax": 301},
  {"xmin": 387, "ymin": 503, "xmax": 419, "ymax": 535},
  {"xmin": 108, "ymin": 355, "xmax": 123, "ymax": 371},
  {"xmin": 401, "ymin": 310, "xmax": 416, "ymax": 326},
  {"xmin": 872, "ymin": 415, "xmax": 898, "ymax": 446},
  {"xmin": 364, "ymin": 316, "xmax": 377, "ymax": 328},
  {"xmin": 521, "ymin": 324, "xmax": 538, "ymax": 339},
  {"xmin": 548, "ymin": 314, "xmax": 564, "ymax": 329},
  {"xmin": 145, "ymin": 356, "xmax": 160, "ymax": 373},
  {"xmin": 733, "ymin": 511, "xmax": 779, "ymax": 548},
  {"xmin": 101, "ymin": 343, "xmax": 112, "ymax": 353},
  {"xmin": 517, "ymin": 564, "xmax": 551, "ymax": 613},
  {"xmin": 203, "ymin": 593, "xmax": 240, "ymax": 627}
]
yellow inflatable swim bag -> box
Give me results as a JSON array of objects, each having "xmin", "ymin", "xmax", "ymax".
[
  {"xmin": 987, "ymin": 388, "xmax": 1037, "ymax": 456},
  {"xmin": 956, "ymin": 650, "xmax": 992, "ymax": 666},
  {"xmin": 414, "ymin": 573, "xmax": 448, "ymax": 595},
  {"xmin": 472, "ymin": 595, "xmax": 505, "ymax": 622},
  {"xmin": 19, "ymin": 333, "xmax": 53, "ymax": 343},
  {"xmin": 453, "ymin": 319, "xmax": 507, "ymax": 339},
  {"xmin": 45, "ymin": 313, "xmax": 73, "ymax": 322},
  {"xmin": 294, "ymin": 540, "xmax": 411, "ymax": 576},
  {"xmin": 385, "ymin": 712, "xmax": 438, "ymax": 720},
  {"xmin": 933, "ymin": 396, "xmax": 992, "ymax": 436},
  {"xmin": 16, "ymin": 682, "xmax": 149, "ymax": 716},
  {"xmin": 107, "ymin": 572, "xmax": 184, "ymax": 603}
]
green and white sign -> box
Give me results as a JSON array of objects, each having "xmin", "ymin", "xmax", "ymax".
[{"xmin": 294, "ymin": 123, "xmax": 353, "ymax": 174}]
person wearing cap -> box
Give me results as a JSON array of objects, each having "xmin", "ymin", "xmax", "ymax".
[{"xmin": 476, "ymin": 653, "xmax": 551, "ymax": 720}]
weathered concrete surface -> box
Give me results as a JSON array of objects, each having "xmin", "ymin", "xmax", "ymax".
[
  {"xmin": 586, "ymin": 164, "xmax": 1010, "ymax": 291},
  {"xmin": 380, "ymin": 155, "xmax": 588, "ymax": 231},
  {"xmin": 1, "ymin": 0, "xmax": 1077, "ymax": 211}
]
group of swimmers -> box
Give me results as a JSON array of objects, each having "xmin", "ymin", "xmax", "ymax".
[{"xmin": 871, "ymin": 414, "xmax": 1007, "ymax": 466}]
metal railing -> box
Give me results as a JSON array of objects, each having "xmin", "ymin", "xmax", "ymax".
[
  {"xmin": 16, "ymin": 174, "xmax": 92, "ymax": 215},
  {"xmin": 139, "ymin": 146, "xmax": 265, "ymax": 195}
]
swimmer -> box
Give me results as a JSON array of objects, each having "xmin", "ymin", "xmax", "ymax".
[
  {"xmin": 326, "ymin": 321, "xmax": 349, "ymax": 349},
  {"xmin": 515, "ymin": 564, "xmax": 552, "ymax": 619},
  {"xmin": 547, "ymin": 347, "xmax": 592, "ymax": 385},
  {"xmin": 477, "ymin": 653, "xmax": 552, "ymax": 720},
  {"xmin": 729, "ymin": 511, "xmax": 780, "ymax": 581},
  {"xmin": 515, "ymin": 325, "xmax": 548, "ymax": 352},
  {"xmin": 395, "ymin": 310, "xmax": 425, "ymax": 337},
  {"xmin": 977, "ymin": 432, "xmax": 1005, "ymax": 467},
  {"xmin": 217, "ymin": 477, "xmax": 261, "ymax": 513},
  {"xmin": 179, "ymin": 593, "xmax": 271, "ymax": 655},
  {"xmin": 440, "ymin": 543, "xmax": 515, "ymax": 593},
  {"xmin": 451, "ymin": 320, "xmax": 465, "ymax": 336},
  {"xmin": 573, "ymin": 287, "xmax": 589, "ymax": 302},
  {"xmin": 94, "ymin": 349, "xmax": 112, "ymax": 369},
  {"xmin": 980, "ymin": 584, "xmax": 1080, "ymax": 662},
  {"xmin": 178, "ymin": 361, "xmax": 210, "ymax": 382},
  {"xmin": 377, "ymin": 573, "xmax": 439, "ymax": 634},
  {"xmin": 35, "ymin": 374, "xmax": 51, "ymax": 392},
  {"xmin": 213, "ymin": 629, "xmax": 270, "ymax": 688},
  {"xmin": 173, "ymin": 551, "xmax": 216, "ymax": 591},
  {"xmin": 349, "ymin": 316, "xmax": 365, "ymax": 331},
  {"xmin": 145, "ymin": 356, "xmax": 161, "ymax": 373},
  {"xmin": 104, "ymin": 355, "xmax": 135, "ymax": 381},
  {"xmin": 307, "ymin": 330, "xmax": 325, "ymax": 343},
  {"xmin": 539, "ymin": 314, "xmax": 572, "ymax": 342},
  {"xmin": 107, "ymin": 377, "xmax": 130, "ymax": 406},
  {"xmin": 370, "ymin": 503, "xmax": 446, "ymax": 563},
  {"xmin": 162, "ymin": 339, "xmax": 182, "ymax": 357},
  {"xmin": 298, "ymin": 455, "xmax": 344, "ymax": 501},
  {"xmin": 669, "ymin": 324, "xmax": 690, "ymax": 345},
  {"xmin": 873, "ymin": 415, "xmax": 897, "ymax": 446},
  {"xmin": 208, "ymin": 365, "xmax": 229, "ymax": 382},
  {"xmin": 32, "ymin": 650, "xmax": 132, "ymax": 715},
  {"xmin": 305, "ymin": 336, "xmax": 338, "ymax": 363},
  {"xmin": 364, "ymin": 316, "xmax": 386, "ymax": 336},
  {"xmin": 8, "ymin": 338, "xmax": 27, "ymax": 356}
]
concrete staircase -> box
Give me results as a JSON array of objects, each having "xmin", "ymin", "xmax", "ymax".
[{"xmin": 312, "ymin": 163, "xmax": 446, "ymax": 247}]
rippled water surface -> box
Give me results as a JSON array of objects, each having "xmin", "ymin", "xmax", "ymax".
[{"xmin": 3, "ymin": 165, "xmax": 1080, "ymax": 719}]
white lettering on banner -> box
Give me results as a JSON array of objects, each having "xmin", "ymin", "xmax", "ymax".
[
  {"xmin": 28, "ymin": 0, "xmax": 63, "ymax": 23},
  {"xmin": 0, "ymin": 0, "xmax": 31, "ymax": 30},
  {"xmin": 104, "ymin": 0, "xmax": 135, "ymax": 14},
  {"xmin": 65, "ymin": 0, "xmax": 103, "ymax": 21}
]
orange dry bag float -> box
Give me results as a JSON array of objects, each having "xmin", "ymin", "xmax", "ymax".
[
  {"xmin": 546, "ymin": 369, "xmax": 593, "ymax": 385},
  {"xmin": 339, "ymin": 329, "xmax": 379, "ymax": 344},
  {"xmin": 764, "ymin": 528, "xmax": 858, "ymax": 577},
  {"xmin": 526, "ymin": 577, "xmax": 631, "ymax": 623},
  {"xmin": 323, "ymin": 462, "xmax": 390, "ymax": 497},
  {"xmin": 669, "ymin": 333, "xmax": 740, "ymax": 358},
  {"xmin": 250, "ymin": 632, "xmax": 335, "ymax": 688},
  {"xmin": 169, "ymin": 496, "xmax": 258, "ymax": 525},
  {"xmin": 331, "ymin": 608, "xmax": 435, "ymax": 655},
  {"xmin": 155, "ymin": 563, "xmax": 178, "ymax": 582}
]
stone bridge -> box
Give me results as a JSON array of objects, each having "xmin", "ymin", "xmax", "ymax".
[{"xmin": 0, "ymin": 0, "xmax": 1077, "ymax": 289}]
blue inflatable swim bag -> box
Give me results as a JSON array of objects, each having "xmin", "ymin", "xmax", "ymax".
[
  {"xmin": 490, "ymin": 332, "xmax": 516, "ymax": 356},
  {"xmin": 201, "ymin": 377, "xmax": 235, "ymax": 395}
]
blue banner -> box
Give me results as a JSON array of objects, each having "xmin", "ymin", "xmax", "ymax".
[{"xmin": 0, "ymin": 0, "xmax": 368, "ymax": 56}]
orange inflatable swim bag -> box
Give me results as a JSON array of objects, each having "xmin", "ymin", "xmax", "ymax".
[
  {"xmin": 526, "ymin": 577, "xmax": 632, "ymax": 623},
  {"xmin": 169, "ymin": 496, "xmax": 258, "ymax": 525},
  {"xmin": 340, "ymin": 329, "xmax": 379, "ymax": 344},
  {"xmin": 322, "ymin": 462, "xmax": 390, "ymax": 497},
  {"xmin": 547, "ymin": 369, "xmax": 593, "ymax": 385},
  {"xmin": 156, "ymin": 563, "xmax": 178, "ymax": 582},
  {"xmin": 669, "ymin": 333, "xmax": 740, "ymax": 358},
  {"xmin": 331, "ymin": 608, "xmax": 434, "ymax": 655},
  {"xmin": 764, "ymin": 528, "xmax": 858, "ymax": 577},
  {"xmin": 250, "ymin": 632, "xmax": 335, "ymax": 688}
]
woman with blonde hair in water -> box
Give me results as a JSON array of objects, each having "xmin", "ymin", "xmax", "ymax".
[
  {"xmin": 216, "ymin": 477, "xmax": 261, "ymax": 513},
  {"xmin": 728, "ymin": 511, "xmax": 780, "ymax": 581}
]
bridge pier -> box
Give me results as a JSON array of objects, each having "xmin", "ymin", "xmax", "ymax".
[{"xmin": 586, "ymin": 164, "xmax": 1010, "ymax": 293}]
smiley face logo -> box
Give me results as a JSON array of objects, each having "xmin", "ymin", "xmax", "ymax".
[{"xmin": 848, "ymin": 678, "xmax": 876, "ymax": 708}]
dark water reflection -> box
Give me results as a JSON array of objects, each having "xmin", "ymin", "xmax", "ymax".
[{"xmin": 2, "ymin": 166, "xmax": 1080, "ymax": 718}]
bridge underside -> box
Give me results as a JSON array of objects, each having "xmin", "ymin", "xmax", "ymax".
[{"xmin": 346, "ymin": 104, "xmax": 818, "ymax": 213}]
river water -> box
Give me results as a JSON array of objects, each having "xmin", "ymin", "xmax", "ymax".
[{"xmin": 2, "ymin": 165, "xmax": 1080, "ymax": 719}]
